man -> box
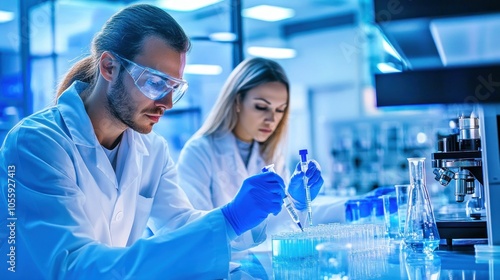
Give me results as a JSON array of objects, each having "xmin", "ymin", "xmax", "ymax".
[{"xmin": 0, "ymin": 4, "xmax": 285, "ymax": 279}]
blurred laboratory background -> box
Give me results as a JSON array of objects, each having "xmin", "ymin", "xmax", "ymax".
[{"xmin": 1, "ymin": 0, "xmax": 499, "ymax": 202}]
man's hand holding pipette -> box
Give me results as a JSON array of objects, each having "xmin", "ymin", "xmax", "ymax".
[
  {"xmin": 288, "ymin": 160, "xmax": 324, "ymax": 211},
  {"xmin": 221, "ymin": 172, "xmax": 286, "ymax": 236}
]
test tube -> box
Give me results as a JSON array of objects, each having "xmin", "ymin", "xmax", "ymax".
[
  {"xmin": 262, "ymin": 164, "xmax": 304, "ymax": 232},
  {"xmin": 299, "ymin": 149, "xmax": 313, "ymax": 226}
]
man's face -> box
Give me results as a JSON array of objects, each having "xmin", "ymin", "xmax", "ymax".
[
  {"xmin": 106, "ymin": 72, "xmax": 164, "ymax": 134},
  {"xmin": 106, "ymin": 37, "xmax": 186, "ymax": 134}
]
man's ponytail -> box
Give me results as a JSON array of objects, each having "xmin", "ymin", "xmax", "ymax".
[{"xmin": 55, "ymin": 55, "xmax": 96, "ymax": 100}]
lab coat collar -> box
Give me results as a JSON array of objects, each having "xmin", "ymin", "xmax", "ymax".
[
  {"xmin": 57, "ymin": 81, "xmax": 149, "ymax": 192},
  {"xmin": 213, "ymin": 131, "xmax": 264, "ymax": 177},
  {"xmin": 247, "ymin": 138, "xmax": 264, "ymax": 175},
  {"xmin": 57, "ymin": 81, "xmax": 149, "ymax": 156},
  {"xmin": 116, "ymin": 129, "xmax": 147, "ymax": 190},
  {"xmin": 57, "ymin": 81, "xmax": 100, "ymax": 148},
  {"xmin": 127, "ymin": 128, "xmax": 148, "ymax": 156}
]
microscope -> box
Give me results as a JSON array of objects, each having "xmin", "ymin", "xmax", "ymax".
[
  {"xmin": 431, "ymin": 113, "xmax": 488, "ymax": 247},
  {"xmin": 430, "ymin": 105, "xmax": 500, "ymax": 248},
  {"xmin": 432, "ymin": 113, "xmax": 485, "ymax": 220}
]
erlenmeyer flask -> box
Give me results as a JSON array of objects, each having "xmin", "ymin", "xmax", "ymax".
[{"xmin": 403, "ymin": 158, "xmax": 440, "ymax": 258}]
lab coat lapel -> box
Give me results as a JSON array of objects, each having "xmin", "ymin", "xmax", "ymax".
[
  {"xmin": 58, "ymin": 81, "xmax": 122, "ymax": 244},
  {"xmin": 76, "ymin": 145, "xmax": 119, "ymax": 199},
  {"xmin": 108, "ymin": 129, "xmax": 149, "ymax": 246},
  {"xmin": 58, "ymin": 81, "xmax": 119, "ymax": 197},
  {"xmin": 226, "ymin": 133, "xmax": 249, "ymax": 179},
  {"xmin": 116, "ymin": 129, "xmax": 147, "ymax": 191},
  {"xmin": 247, "ymin": 141, "xmax": 265, "ymax": 176},
  {"xmin": 217, "ymin": 132, "xmax": 265, "ymax": 178},
  {"xmin": 209, "ymin": 132, "xmax": 242, "ymax": 203}
]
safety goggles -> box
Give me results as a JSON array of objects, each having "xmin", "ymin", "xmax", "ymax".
[{"xmin": 111, "ymin": 52, "xmax": 188, "ymax": 104}]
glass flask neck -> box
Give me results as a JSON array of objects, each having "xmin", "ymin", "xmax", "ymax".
[{"xmin": 408, "ymin": 157, "xmax": 426, "ymax": 186}]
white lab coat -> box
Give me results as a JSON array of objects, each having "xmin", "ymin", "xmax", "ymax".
[
  {"xmin": 177, "ymin": 131, "xmax": 301, "ymax": 251},
  {"xmin": 0, "ymin": 81, "xmax": 232, "ymax": 279}
]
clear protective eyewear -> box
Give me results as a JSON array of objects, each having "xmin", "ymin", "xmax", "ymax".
[{"xmin": 111, "ymin": 52, "xmax": 188, "ymax": 104}]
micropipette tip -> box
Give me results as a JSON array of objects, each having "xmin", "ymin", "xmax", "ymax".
[{"xmin": 297, "ymin": 222, "xmax": 304, "ymax": 232}]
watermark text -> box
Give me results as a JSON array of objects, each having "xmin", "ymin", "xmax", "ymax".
[{"xmin": 6, "ymin": 165, "xmax": 16, "ymax": 273}]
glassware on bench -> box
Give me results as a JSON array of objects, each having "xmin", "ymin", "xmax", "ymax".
[{"xmin": 403, "ymin": 158, "xmax": 440, "ymax": 259}]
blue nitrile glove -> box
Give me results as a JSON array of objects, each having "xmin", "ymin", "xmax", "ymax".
[
  {"xmin": 288, "ymin": 160, "xmax": 324, "ymax": 210},
  {"xmin": 221, "ymin": 172, "xmax": 286, "ymax": 236}
]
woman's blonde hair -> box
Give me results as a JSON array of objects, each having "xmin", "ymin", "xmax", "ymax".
[{"xmin": 196, "ymin": 57, "xmax": 290, "ymax": 164}]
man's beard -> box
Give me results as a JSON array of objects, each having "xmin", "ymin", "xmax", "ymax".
[{"xmin": 106, "ymin": 73, "xmax": 151, "ymax": 134}]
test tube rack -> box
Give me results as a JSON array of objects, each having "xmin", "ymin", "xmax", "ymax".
[{"xmin": 272, "ymin": 223, "xmax": 389, "ymax": 280}]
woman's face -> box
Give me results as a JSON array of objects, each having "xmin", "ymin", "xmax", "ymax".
[{"xmin": 233, "ymin": 81, "xmax": 288, "ymax": 143}]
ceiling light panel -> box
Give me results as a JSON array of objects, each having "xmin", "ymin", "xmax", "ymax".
[
  {"xmin": 242, "ymin": 5, "xmax": 295, "ymax": 22},
  {"xmin": 185, "ymin": 64, "xmax": 222, "ymax": 75},
  {"xmin": 247, "ymin": 46, "xmax": 296, "ymax": 59},
  {"xmin": 0, "ymin": 10, "xmax": 14, "ymax": 23}
]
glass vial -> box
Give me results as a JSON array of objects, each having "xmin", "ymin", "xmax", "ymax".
[{"xmin": 403, "ymin": 158, "xmax": 440, "ymax": 258}]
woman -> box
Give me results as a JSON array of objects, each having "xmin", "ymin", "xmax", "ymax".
[{"xmin": 176, "ymin": 57, "xmax": 324, "ymax": 250}]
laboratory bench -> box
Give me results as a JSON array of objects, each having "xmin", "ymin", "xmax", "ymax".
[{"xmin": 230, "ymin": 239, "xmax": 496, "ymax": 279}]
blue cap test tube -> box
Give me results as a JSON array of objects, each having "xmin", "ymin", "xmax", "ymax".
[{"xmin": 299, "ymin": 149, "xmax": 313, "ymax": 226}]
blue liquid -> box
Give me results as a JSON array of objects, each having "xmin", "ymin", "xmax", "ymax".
[{"xmin": 405, "ymin": 239, "xmax": 440, "ymax": 255}]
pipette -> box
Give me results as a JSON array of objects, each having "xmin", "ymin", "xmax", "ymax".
[
  {"xmin": 299, "ymin": 149, "xmax": 313, "ymax": 226},
  {"xmin": 262, "ymin": 164, "xmax": 304, "ymax": 232}
]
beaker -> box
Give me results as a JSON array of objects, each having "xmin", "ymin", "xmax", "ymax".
[{"xmin": 403, "ymin": 158, "xmax": 440, "ymax": 258}]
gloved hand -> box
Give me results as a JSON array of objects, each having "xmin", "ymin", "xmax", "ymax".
[
  {"xmin": 221, "ymin": 172, "xmax": 286, "ymax": 236},
  {"xmin": 288, "ymin": 160, "xmax": 324, "ymax": 210}
]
